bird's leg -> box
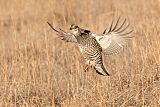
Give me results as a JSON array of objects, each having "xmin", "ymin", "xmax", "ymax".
[
  {"xmin": 84, "ymin": 59, "xmax": 92, "ymax": 72},
  {"xmin": 84, "ymin": 64, "xmax": 91, "ymax": 72}
]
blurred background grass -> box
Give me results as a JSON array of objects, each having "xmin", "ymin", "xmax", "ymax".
[{"xmin": 0, "ymin": 0, "xmax": 160, "ymax": 106}]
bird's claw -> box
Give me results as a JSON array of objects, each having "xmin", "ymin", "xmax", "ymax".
[{"xmin": 84, "ymin": 64, "xmax": 91, "ymax": 72}]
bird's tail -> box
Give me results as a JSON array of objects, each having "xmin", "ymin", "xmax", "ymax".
[{"xmin": 94, "ymin": 64, "xmax": 110, "ymax": 76}]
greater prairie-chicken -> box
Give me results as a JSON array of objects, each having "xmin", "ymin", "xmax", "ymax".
[{"xmin": 47, "ymin": 17, "xmax": 133, "ymax": 76}]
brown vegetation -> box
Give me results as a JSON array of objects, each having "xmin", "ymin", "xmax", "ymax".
[{"xmin": 0, "ymin": 0, "xmax": 160, "ymax": 106}]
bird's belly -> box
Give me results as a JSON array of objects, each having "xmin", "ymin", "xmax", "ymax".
[
  {"xmin": 79, "ymin": 47, "xmax": 96, "ymax": 66},
  {"xmin": 78, "ymin": 45, "xmax": 96, "ymax": 60}
]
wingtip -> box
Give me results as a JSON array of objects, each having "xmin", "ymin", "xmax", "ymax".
[
  {"xmin": 47, "ymin": 21, "xmax": 51, "ymax": 26},
  {"xmin": 47, "ymin": 22, "xmax": 59, "ymax": 32}
]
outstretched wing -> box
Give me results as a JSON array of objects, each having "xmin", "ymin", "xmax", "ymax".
[
  {"xmin": 47, "ymin": 22, "xmax": 77, "ymax": 42},
  {"xmin": 95, "ymin": 17, "xmax": 134, "ymax": 55}
]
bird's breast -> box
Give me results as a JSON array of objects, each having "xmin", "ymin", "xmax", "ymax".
[{"xmin": 78, "ymin": 44, "xmax": 87, "ymax": 54}]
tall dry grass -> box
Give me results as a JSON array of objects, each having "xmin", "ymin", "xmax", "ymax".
[{"xmin": 0, "ymin": 0, "xmax": 160, "ymax": 106}]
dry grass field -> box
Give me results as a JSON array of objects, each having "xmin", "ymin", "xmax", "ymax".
[{"xmin": 0, "ymin": 0, "xmax": 160, "ymax": 107}]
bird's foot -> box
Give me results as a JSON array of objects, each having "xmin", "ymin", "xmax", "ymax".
[{"xmin": 84, "ymin": 64, "xmax": 91, "ymax": 72}]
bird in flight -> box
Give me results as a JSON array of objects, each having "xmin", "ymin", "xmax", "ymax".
[{"xmin": 47, "ymin": 17, "xmax": 133, "ymax": 76}]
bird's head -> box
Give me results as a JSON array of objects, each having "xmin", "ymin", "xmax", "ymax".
[{"xmin": 69, "ymin": 24, "xmax": 80, "ymax": 35}]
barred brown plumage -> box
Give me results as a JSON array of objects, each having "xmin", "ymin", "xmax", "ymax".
[
  {"xmin": 74, "ymin": 31, "xmax": 110, "ymax": 75},
  {"xmin": 47, "ymin": 17, "xmax": 133, "ymax": 76}
]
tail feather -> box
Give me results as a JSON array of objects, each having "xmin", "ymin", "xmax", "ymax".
[{"xmin": 94, "ymin": 64, "xmax": 110, "ymax": 76}]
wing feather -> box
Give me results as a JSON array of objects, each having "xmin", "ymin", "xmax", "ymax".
[
  {"xmin": 47, "ymin": 22, "xmax": 77, "ymax": 42},
  {"xmin": 95, "ymin": 17, "xmax": 134, "ymax": 55}
]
